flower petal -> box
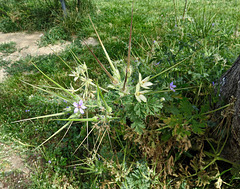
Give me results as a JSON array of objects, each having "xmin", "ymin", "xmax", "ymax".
[
  {"xmin": 139, "ymin": 73, "xmax": 142, "ymax": 82},
  {"xmin": 79, "ymin": 100, "xmax": 83, "ymax": 106},
  {"xmin": 135, "ymin": 83, "xmax": 140, "ymax": 92},
  {"xmin": 74, "ymin": 108, "xmax": 79, "ymax": 113},
  {"xmin": 80, "ymin": 108, "xmax": 84, "ymax": 114},
  {"xmin": 139, "ymin": 94, "xmax": 147, "ymax": 102},
  {"xmin": 142, "ymin": 76, "xmax": 150, "ymax": 82},
  {"xmin": 81, "ymin": 105, "xmax": 87, "ymax": 109},
  {"xmin": 142, "ymin": 82, "xmax": 153, "ymax": 89},
  {"xmin": 73, "ymin": 102, "xmax": 78, "ymax": 108},
  {"xmin": 135, "ymin": 95, "xmax": 141, "ymax": 102}
]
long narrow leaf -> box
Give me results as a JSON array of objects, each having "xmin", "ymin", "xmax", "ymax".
[
  {"xmin": 88, "ymin": 15, "xmax": 115, "ymax": 72},
  {"xmin": 54, "ymin": 52, "xmax": 73, "ymax": 71},
  {"xmin": 31, "ymin": 62, "xmax": 76, "ymax": 98},
  {"xmin": 20, "ymin": 80, "xmax": 72, "ymax": 102},
  {"xmin": 54, "ymin": 117, "xmax": 98, "ymax": 122},
  {"xmin": 12, "ymin": 112, "xmax": 66, "ymax": 123},
  {"xmin": 83, "ymin": 41, "xmax": 116, "ymax": 83},
  {"xmin": 36, "ymin": 121, "xmax": 73, "ymax": 149},
  {"xmin": 150, "ymin": 51, "xmax": 198, "ymax": 80},
  {"xmin": 67, "ymin": 47, "xmax": 83, "ymax": 65},
  {"xmin": 97, "ymin": 84, "xmax": 112, "ymax": 113}
]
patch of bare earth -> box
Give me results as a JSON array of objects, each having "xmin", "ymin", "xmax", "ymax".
[
  {"xmin": 0, "ymin": 31, "xmax": 71, "ymax": 83},
  {"xmin": 0, "ymin": 141, "xmax": 31, "ymax": 189},
  {"xmin": 0, "ymin": 32, "xmax": 98, "ymax": 188}
]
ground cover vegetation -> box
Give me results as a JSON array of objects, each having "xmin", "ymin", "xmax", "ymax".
[{"xmin": 0, "ymin": 0, "xmax": 240, "ymax": 188}]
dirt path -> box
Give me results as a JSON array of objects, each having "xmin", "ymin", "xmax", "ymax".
[
  {"xmin": 0, "ymin": 32, "xmax": 98, "ymax": 188},
  {"xmin": 0, "ymin": 31, "xmax": 72, "ymax": 188},
  {"xmin": 0, "ymin": 31, "xmax": 71, "ymax": 83},
  {"xmin": 0, "ymin": 140, "xmax": 31, "ymax": 189}
]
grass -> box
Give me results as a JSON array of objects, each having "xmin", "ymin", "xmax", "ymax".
[
  {"xmin": 0, "ymin": 0, "xmax": 240, "ymax": 188},
  {"xmin": 0, "ymin": 41, "xmax": 17, "ymax": 54}
]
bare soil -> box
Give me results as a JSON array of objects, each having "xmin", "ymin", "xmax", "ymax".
[
  {"xmin": 0, "ymin": 32, "xmax": 98, "ymax": 188},
  {"xmin": 0, "ymin": 31, "xmax": 71, "ymax": 83},
  {"xmin": 0, "ymin": 31, "xmax": 71, "ymax": 188}
]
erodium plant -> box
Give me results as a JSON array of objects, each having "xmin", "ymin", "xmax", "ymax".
[{"xmin": 14, "ymin": 3, "xmax": 196, "ymax": 172}]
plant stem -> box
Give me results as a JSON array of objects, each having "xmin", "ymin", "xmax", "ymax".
[
  {"xmin": 149, "ymin": 52, "xmax": 197, "ymax": 81},
  {"xmin": 182, "ymin": 0, "xmax": 188, "ymax": 20},
  {"xmin": 83, "ymin": 41, "xmax": 116, "ymax": 83},
  {"xmin": 201, "ymin": 103, "xmax": 233, "ymax": 115},
  {"xmin": 122, "ymin": 1, "xmax": 134, "ymax": 91}
]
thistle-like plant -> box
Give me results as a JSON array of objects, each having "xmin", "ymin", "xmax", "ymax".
[{"xmin": 13, "ymin": 1, "xmax": 196, "ymax": 160}]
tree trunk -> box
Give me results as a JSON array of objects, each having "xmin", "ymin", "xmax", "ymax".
[
  {"xmin": 216, "ymin": 55, "xmax": 240, "ymax": 163},
  {"xmin": 59, "ymin": 0, "xmax": 67, "ymax": 16}
]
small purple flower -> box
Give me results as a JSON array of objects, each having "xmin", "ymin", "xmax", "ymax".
[
  {"xmin": 25, "ymin": 110, "xmax": 30, "ymax": 112},
  {"xmin": 63, "ymin": 100, "xmax": 67, "ymax": 103},
  {"xmin": 212, "ymin": 82, "xmax": 215, "ymax": 86},
  {"xmin": 155, "ymin": 61, "xmax": 160, "ymax": 65},
  {"xmin": 212, "ymin": 23, "xmax": 215, "ymax": 26},
  {"xmin": 48, "ymin": 160, "xmax": 51, "ymax": 164},
  {"xmin": 175, "ymin": 24, "xmax": 177, "ymax": 27},
  {"xmin": 153, "ymin": 40, "xmax": 156, "ymax": 43},
  {"xmin": 73, "ymin": 100, "xmax": 87, "ymax": 114},
  {"xmin": 170, "ymin": 82, "xmax": 176, "ymax": 92}
]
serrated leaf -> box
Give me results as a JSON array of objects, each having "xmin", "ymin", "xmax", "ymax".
[{"xmin": 131, "ymin": 120, "xmax": 145, "ymax": 134}]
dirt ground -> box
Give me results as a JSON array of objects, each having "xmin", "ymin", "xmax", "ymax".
[
  {"xmin": 0, "ymin": 31, "xmax": 71, "ymax": 83},
  {"xmin": 0, "ymin": 31, "xmax": 71, "ymax": 188},
  {"xmin": 0, "ymin": 32, "xmax": 98, "ymax": 188}
]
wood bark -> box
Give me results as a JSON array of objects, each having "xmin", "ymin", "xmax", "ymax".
[{"xmin": 217, "ymin": 55, "xmax": 240, "ymax": 163}]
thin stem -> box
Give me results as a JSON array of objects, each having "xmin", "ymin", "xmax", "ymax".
[
  {"xmin": 122, "ymin": 1, "xmax": 134, "ymax": 91},
  {"xmin": 88, "ymin": 15, "xmax": 115, "ymax": 72},
  {"xmin": 201, "ymin": 103, "xmax": 233, "ymax": 115},
  {"xmin": 73, "ymin": 125, "xmax": 96, "ymax": 155},
  {"xmin": 149, "ymin": 52, "xmax": 196, "ymax": 81},
  {"xmin": 86, "ymin": 111, "xmax": 89, "ymax": 150},
  {"xmin": 173, "ymin": 0, "xmax": 178, "ymax": 25},
  {"xmin": 83, "ymin": 41, "xmax": 116, "ymax": 83},
  {"xmin": 146, "ymin": 86, "xmax": 197, "ymax": 95},
  {"xmin": 182, "ymin": 0, "xmax": 188, "ymax": 20}
]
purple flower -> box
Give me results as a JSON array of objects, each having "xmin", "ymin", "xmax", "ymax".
[
  {"xmin": 155, "ymin": 61, "xmax": 160, "ymax": 65},
  {"xmin": 63, "ymin": 100, "xmax": 67, "ymax": 103},
  {"xmin": 212, "ymin": 23, "xmax": 215, "ymax": 26},
  {"xmin": 170, "ymin": 82, "xmax": 176, "ymax": 92},
  {"xmin": 212, "ymin": 82, "xmax": 215, "ymax": 86},
  {"xmin": 25, "ymin": 110, "xmax": 30, "ymax": 112},
  {"xmin": 48, "ymin": 160, "xmax": 51, "ymax": 164},
  {"xmin": 73, "ymin": 100, "xmax": 87, "ymax": 114},
  {"xmin": 153, "ymin": 40, "xmax": 156, "ymax": 43}
]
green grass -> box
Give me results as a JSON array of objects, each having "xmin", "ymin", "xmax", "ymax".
[
  {"xmin": 0, "ymin": 41, "xmax": 17, "ymax": 54},
  {"xmin": 0, "ymin": 0, "xmax": 240, "ymax": 188}
]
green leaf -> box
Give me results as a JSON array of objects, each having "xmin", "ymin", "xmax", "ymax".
[
  {"xmin": 131, "ymin": 120, "xmax": 145, "ymax": 134},
  {"xmin": 191, "ymin": 120, "xmax": 205, "ymax": 134}
]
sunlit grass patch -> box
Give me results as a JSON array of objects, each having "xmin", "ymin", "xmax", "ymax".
[
  {"xmin": 0, "ymin": 42, "xmax": 17, "ymax": 54},
  {"xmin": 0, "ymin": 0, "xmax": 240, "ymax": 188}
]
